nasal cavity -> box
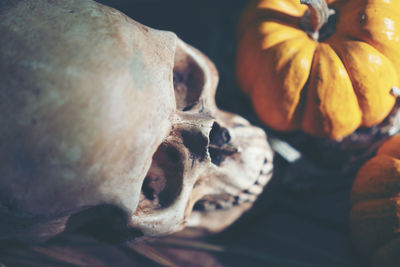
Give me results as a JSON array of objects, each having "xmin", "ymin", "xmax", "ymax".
[
  {"xmin": 208, "ymin": 122, "xmax": 236, "ymax": 166},
  {"xmin": 181, "ymin": 130, "xmax": 208, "ymax": 161}
]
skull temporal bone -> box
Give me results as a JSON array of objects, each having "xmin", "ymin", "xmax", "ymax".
[{"xmin": 0, "ymin": 0, "xmax": 273, "ymax": 242}]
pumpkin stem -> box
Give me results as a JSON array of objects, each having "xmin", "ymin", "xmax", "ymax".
[{"xmin": 300, "ymin": 0, "xmax": 335, "ymax": 40}]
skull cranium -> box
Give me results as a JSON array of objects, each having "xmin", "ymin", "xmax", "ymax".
[{"xmin": 0, "ymin": 0, "xmax": 273, "ymax": 242}]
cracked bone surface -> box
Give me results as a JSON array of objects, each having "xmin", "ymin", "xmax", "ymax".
[{"xmin": 0, "ymin": 0, "xmax": 273, "ymax": 242}]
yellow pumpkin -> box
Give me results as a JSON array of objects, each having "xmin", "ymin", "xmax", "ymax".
[
  {"xmin": 236, "ymin": 0, "xmax": 400, "ymax": 140},
  {"xmin": 350, "ymin": 134, "xmax": 400, "ymax": 267}
]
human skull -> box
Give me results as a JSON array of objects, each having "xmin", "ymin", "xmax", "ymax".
[{"xmin": 0, "ymin": 0, "xmax": 273, "ymax": 242}]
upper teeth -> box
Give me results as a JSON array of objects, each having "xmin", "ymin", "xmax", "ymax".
[{"xmin": 194, "ymin": 154, "xmax": 273, "ymax": 212}]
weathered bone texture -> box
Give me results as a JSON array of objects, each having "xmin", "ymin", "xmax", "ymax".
[{"xmin": 0, "ymin": 0, "xmax": 273, "ymax": 243}]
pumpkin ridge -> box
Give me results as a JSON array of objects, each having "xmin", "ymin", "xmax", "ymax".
[
  {"xmin": 328, "ymin": 38, "xmax": 397, "ymax": 127},
  {"xmin": 302, "ymin": 43, "xmax": 361, "ymax": 139},
  {"xmin": 280, "ymin": 37, "xmax": 317, "ymax": 126},
  {"xmin": 301, "ymin": 45, "xmax": 334, "ymax": 136},
  {"xmin": 292, "ymin": 51, "xmax": 315, "ymax": 129},
  {"xmin": 318, "ymin": 45, "xmax": 340, "ymax": 136},
  {"xmin": 338, "ymin": 8, "xmax": 400, "ymax": 51},
  {"xmin": 337, "ymin": 4, "xmax": 400, "ymax": 72},
  {"xmin": 295, "ymin": 41, "xmax": 318, "ymax": 130},
  {"xmin": 364, "ymin": 5, "xmax": 400, "ymax": 73},
  {"xmin": 327, "ymin": 40, "xmax": 364, "ymax": 123},
  {"xmin": 336, "ymin": 1, "xmax": 400, "ymax": 23},
  {"xmin": 252, "ymin": 36, "xmax": 316, "ymax": 130}
]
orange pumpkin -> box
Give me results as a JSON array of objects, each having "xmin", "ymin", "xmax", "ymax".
[
  {"xmin": 350, "ymin": 134, "xmax": 400, "ymax": 267},
  {"xmin": 236, "ymin": 0, "xmax": 400, "ymax": 140}
]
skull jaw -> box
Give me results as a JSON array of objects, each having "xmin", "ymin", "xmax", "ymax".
[{"xmin": 186, "ymin": 202, "xmax": 253, "ymax": 234}]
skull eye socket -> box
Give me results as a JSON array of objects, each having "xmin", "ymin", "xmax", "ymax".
[
  {"xmin": 173, "ymin": 45, "xmax": 205, "ymax": 111},
  {"xmin": 139, "ymin": 143, "xmax": 184, "ymax": 211}
]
